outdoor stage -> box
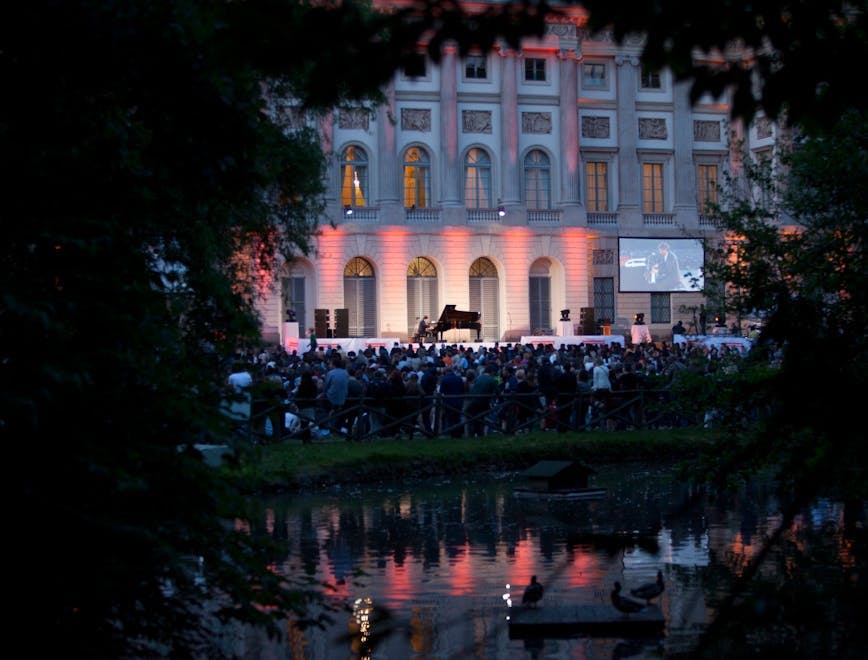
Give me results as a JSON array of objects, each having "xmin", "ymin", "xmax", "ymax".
[{"xmin": 282, "ymin": 333, "xmax": 625, "ymax": 355}]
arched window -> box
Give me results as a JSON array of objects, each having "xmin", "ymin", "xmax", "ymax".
[
  {"xmin": 524, "ymin": 149, "xmax": 551, "ymax": 209},
  {"xmin": 341, "ymin": 146, "xmax": 369, "ymax": 207},
  {"xmin": 464, "ymin": 148, "xmax": 492, "ymax": 208},
  {"xmin": 469, "ymin": 257, "xmax": 499, "ymax": 340},
  {"xmin": 343, "ymin": 257, "xmax": 376, "ymax": 336},
  {"xmin": 406, "ymin": 257, "xmax": 438, "ymax": 337},
  {"xmin": 403, "ymin": 147, "xmax": 431, "ymax": 208},
  {"xmin": 529, "ymin": 258, "xmax": 552, "ymax": 333}
]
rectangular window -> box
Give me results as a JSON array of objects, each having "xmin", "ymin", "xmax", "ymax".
[
  {"xmin": 640, "ymin": 65, "xmax": 661, "ymax": 89},
  {"xmin": 697, "ymin": 164, "xmax": 718, "ymax": 213},
  {"xmin": 585, "ymin": 162, "xmax": 609, "ymax": 212},
  {"xmin": 650, "ymin": 293, "xmax": 671, "ymax": 324},
  {"xmin": 524, "ymin": 57, "xmax": 546, "ymax": 82},
  {"xmin": 583, "ymin": 62, "xmax": 607, "ymax": 88},
  {"xmin": 524, "ymin": 167, "xmax": 551, "ymax": 209},
  {"xmin": 402, "ymin": 54, "xmax": 427, "ymax": 79},
  {"xmin": 642, "ymin": 162, "xmax": 664, "ymax": 213},
  {"xmin": 593, "ymin": 278, "xmax": 615, "ymax": 325},
  {"xmin": 464, "ymin": 55, "xmax": 487, "ymax": 80}
]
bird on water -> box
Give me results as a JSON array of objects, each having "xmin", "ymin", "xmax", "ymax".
[
  {"xmin": 630, "ymin": 569, "xmax": 665, "ymax": 604},
  {"xmin": 522, "ymin": 575, "xmax": 544, "ymax": 607},
  {"xmin": 611, "ymin": 581, "xmax": 645, "ymax": 615}
]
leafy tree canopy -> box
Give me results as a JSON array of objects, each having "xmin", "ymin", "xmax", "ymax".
[
  {"xmin": 0, "ymin": 0, "xmax": 552, "ymax": 655},
  {"xmin": 572, "ymin": 0, "xmax": 868, "ymax": 128},
  {"xmin": 3, "ymin": 0, "xmax": 866, "ymax": 654},
  {"xmin": 700, "ymin": 110, "xmax": 868, "ymax": 497}
]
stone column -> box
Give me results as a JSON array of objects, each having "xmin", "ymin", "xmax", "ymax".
[
  {"xmin": 673, "ymin": 79, "xmax": 695, "ymax": 217},
  {"xmin": 559, "ymin": 50, "xmax": 580, "ymax": 207},
  {"xmin": 440, "ymin": 45, "xmax": 461, "ymax": 207},
  {"xmin": 320, "ymin": 110, "xmax": 335, "ymax": 203},
  {"xmin": 377, "ymin": 80, "xmax": 399, "ymax": 205},
  {"xmin": 615, "ymin": 54, "xmax": 640, "ymax": 224},
  {"xmin": 500, "ymin": 47, "xmax": 519, "ymax": 205}
]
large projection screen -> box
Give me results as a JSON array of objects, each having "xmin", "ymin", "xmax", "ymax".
[{"xmin": 618, "ymin": 237, "xmax": 705, "ymax": 292}]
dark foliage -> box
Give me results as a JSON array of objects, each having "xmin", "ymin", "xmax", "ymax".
[
  {"xmin": 572, "ymin": 0, "xmax": 868, "ymax": 128},
  {"xmin": 0, "ymin": 0, "xmax": 555, "ymax": 655}
]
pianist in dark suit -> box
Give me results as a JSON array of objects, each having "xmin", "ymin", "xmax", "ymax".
[{"xmin": 416, "ymin": 316, "xmax": 429, "ymax": 344}]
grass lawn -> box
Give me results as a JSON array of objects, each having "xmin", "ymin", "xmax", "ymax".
[{"xmin": 223, "ymin": 427, "xmax": 719, "ymax": 493}]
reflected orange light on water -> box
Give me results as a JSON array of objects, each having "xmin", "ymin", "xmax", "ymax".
[
  {"xmin": 446, "ymin": 543, "xmax": 475, "ymax": 596},
  {"xmin": 564, "ymin": 552, "xmax": 598, "ymax": 589},
  {"xmin": 382, "ymin": 558, "xmax": 418, "ymax": 604},
  {"xmin": 508, "ymin": 537, "xmax": 539, "ymax": 590}
]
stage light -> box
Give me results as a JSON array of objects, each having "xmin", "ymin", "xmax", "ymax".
[
  {"xmin": 344, "ymin": 205, "xmax": 353, "ymax": 216},
  {"xmin": 497, "ymin": 205, "xmax": 506, "ymax": 217}
]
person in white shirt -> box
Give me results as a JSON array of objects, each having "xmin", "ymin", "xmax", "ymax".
[
  {"xmin": 226, "ymin": 362, "xmax": 253, "ymax": 423},
  {"xmin": 227, "ymin": 363, "xmax": 253, "ymax": 391},
  {"xmin": 591, "ymin": 358, "xmax": 612, "ymax": 392}
]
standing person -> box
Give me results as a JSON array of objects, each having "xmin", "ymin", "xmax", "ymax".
[
  {"xmin": 554, "ymin": 362, "xmax": 577, "ymax": 432},
  {"xmin": 672, "ymin": 320, "xmax": 686, "ymax": 341},
  {"xmin": 344, "ymin": 368, "xmax": 365, "ymax": 437},
  {"xmin": 419, "ymin": 362, "xmax": 439, "ymax": 435},
  {"xmin": 698, "ymin": 305, "xmax": 708, "ymax": 335},
  {"xmin": 404, "ymin": 371, "xmax": 426, "ymax": 435},
  {"xmin": 323, "ymin": 355, "xmax": 349, "ymax": 434},
  {"xmin": 225, "ymin": 361, "xmax": 253, "ymax": 432},
  {"xmin": 227, "ymin": 361, "xmax": 253, "ymax": 392},
  {"xmin": 465, "ymin": 364, "xmax": 500, "ymax": 437},
  {"xmin": 575, "ymin": 368, "xmax": 593, "ymax": 430},
  {"xmin": 383, "ymin": 368, "xmax": 407, "ymax": 437},
  {"xmin": 513, "ymin": 368, "xmax": 539, "ymax": 433},
  {"xmin": 590, "ymin": 357, "xmax": 613, "ymax": 431},
  {"xmin": 537, "ymin": 357, "xmax": 557, "ymax": 411},
  {"xmin": 438, "ymin": 365, "xmax": 466, "ymax": 438},
  {"xmin": 292, "ymin": 369, "xmax": 319, "ymax": 443},
  {"xmin": 591, "ymin": 357, "xmax": 612, "ymax": 393},
  {"xmin": 306, "ymin": 327, "xmax": 317, "ymax": 361},
  {"xmin": 645, "ymin": 241, "xmax": 682, "ymax": 290}
]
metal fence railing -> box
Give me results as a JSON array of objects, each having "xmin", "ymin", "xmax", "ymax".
[{"xmin": 230, "ymin": 387, "xmax": 693, "ymax": 444}]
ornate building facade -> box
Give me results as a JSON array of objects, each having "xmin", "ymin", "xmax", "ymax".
[{"xmin": 259, "ymin": 7, "xmax": 778, "ymax": 345}]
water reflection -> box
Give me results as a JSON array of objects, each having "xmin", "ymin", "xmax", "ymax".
[{"xmin": 238, "ymin": 461, "xmax": 862, "ymax": 659}]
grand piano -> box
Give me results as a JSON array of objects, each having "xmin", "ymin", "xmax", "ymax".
[{"xmin": 431, "ymin": 304, "xmax": 482, "ymax": 341}]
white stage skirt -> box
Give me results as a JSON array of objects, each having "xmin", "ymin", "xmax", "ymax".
[{"xmin": 283, "ymin": 333, "xmax": 625, "ymax": 355}]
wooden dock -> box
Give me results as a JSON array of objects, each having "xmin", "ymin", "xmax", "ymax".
[
  {"xmin": 508, "ymin": 604, "xmax": 664, "ymax": 638},
  {"xmin": 512, "ymin": 486, "xmax": 608, "ymax": 500}
]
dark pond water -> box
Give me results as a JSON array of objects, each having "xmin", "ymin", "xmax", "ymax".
[{"xmin": 225, "ymin": 460, "xmax": 863, "ymax": 659}]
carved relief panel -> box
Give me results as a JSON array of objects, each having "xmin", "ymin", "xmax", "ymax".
[
  {"xmin": 638, "ymin": 118, "xmax": 667, "ymax": 140},
  {"xmin": 401, "ymin": 108, "xmax": 431, "ymax": 132},
  {"xmin": 582, "ymin": 116, "xmax": 610, "ymax": 139},
  {"xmin": 462, "ymin": 110, "xmax": 493, "ymax": 133}
]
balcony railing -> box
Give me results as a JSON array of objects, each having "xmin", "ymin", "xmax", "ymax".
[
  {"xmin": 698, "ymin": 213, "xmax": 721, "ymax": 227},
  {"xmin": 527, "ymin": 209, "xmax": 562, "ymax": 225},
  {"xmin": 467, "ymin": 208, "xmax": 503, "ymax": 224},
  {"xmin": 344, "ymin": 206, "xmax": 379, "ymax": 224},
  {"xmin": 405, "ymin": 207, "xmax": 441, "ymax": 224},
  {"xmin": 587, "ymin": 212, "xmax": 619, "ymax": 226},
  {"xmin": 642, "ymin": 213, "xmax": 676, "ymax": 226}
]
